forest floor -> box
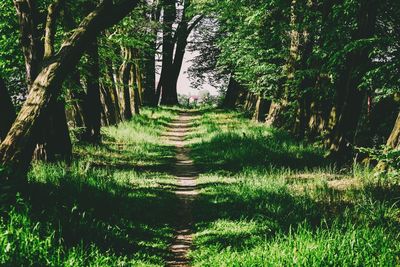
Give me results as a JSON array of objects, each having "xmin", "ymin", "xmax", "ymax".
[{"xmin": 0, "ymin": 107, "xmax": 399, "ymax": 266}]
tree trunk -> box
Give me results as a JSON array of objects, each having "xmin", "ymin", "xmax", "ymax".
[
  {"xmin": 265, "ymin": 101, "xmax": 286, "ymax": 127},
  {"xmin": 143, "ymin": 2, "xmax": 161, "ymax": 106},
  {"xmin": 244, "ymin": 92, "xmax": 257, "ymax": 113},
  {"xmin": 130, "ymin": 58, "xmax": 140, "ymax": 115},
  {"xmin": 0, "ymin": 79, "xmax": 16, "ymax": 142},
  {"xmin": 13, "ymin": 0, "xmax": 42, "ymax": 88},
  {"xmin": 107, "ymin": 62, "xmax": 123, "ymax": 123},
  {"xmin": 32, "ymin": 100, "xmax": 72, "ymax": 162},
  {"xmin": 253, "ymin": 96, "xmax": 271, "ymax": 123},
  {"xmin": 0, "ymin": 0, "xmax": 140, "ymax": 178},
  {"xmin": 168, "ymin": 19, "xmax": 203, "ymax": 102},
  {"xmin": 385, "ymin": 112, "xmax": 400, "ymax": 149},
  {"xmin": 67, "ymin": 71, "xmax": 86, "ymax": 129},
  {"xmin": 160, "ymin": 10, "xmax": 203, "ymax": 106},
  {"xmin": 328, "ymin": 0, "xmax": 378, "ymax": 160},
  {"xmin": 221, "ymin": 76, "xmax": 242, "ymax": 109},
  {"xmin": 134, "ymin": 49, "xmax": 143, "ymax": 107},
  {"xmin": 159, "ymin": 0, "xmax": 178, "ymax": 105},
  {"xmin": 34, "ymin": 0, "xmax": 72, "ymax": 162},
  {"xmin": 119, "ymin": 46, "xmax": 133, "ymax": 120},
  {"xmin": 143, "ymin": 41, "xmax": 157, "ymax": 106},
  {"xmin": 82, "ymin": 39, "xmax": 102, "ymax": 143},
  {"xmin": 44, "ymin": 0, "xmax": 65, "ymax": 59},
  {"xmin": 99, "ymin": 80, "xmax": 117, "ymax": 126},
  {"xmin": 375, "ymin": 112, "xmax": 400, "ymax": 171}
]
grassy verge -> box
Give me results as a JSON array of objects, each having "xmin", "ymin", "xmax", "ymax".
[
  {"xmin": 188, "ymin": 109, "xmax": 400, "ymax": 266},
  {"xmin": 0, "ymin": 108, "xmax": 179, "ymax": 266}
]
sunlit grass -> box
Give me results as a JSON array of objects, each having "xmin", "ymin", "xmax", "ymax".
[
  {"xmin": 188, "ymin": 109, "xmax": 400, "ymax": 266},
  {"xmin": 0, "ymin": 107, "xmax": 179, "ymax": 266},
  {"xmin": 1, "ymin": 107, "xmax": 399, "ymax": 266}
]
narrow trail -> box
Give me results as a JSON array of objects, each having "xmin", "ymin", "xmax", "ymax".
[{"xmin": 165, "ymin": 112, "xmax": 199, "ymax": 267}]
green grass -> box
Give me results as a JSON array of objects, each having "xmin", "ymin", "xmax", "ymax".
[
  {"xmin": 0, "ymin": 108, "xmax": 180, "ymax": 266},
  {"xmin": 1, "ymin": 107, "xmax": 399, "ymax": 266},
  {"xmin": 188, "ymin": 109, "xmax": 400, "ymax": 266}
]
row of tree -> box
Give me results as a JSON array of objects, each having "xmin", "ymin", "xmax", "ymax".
[
  {"xmin": 191, "ymin": 0, "xmax": 399, "ymax": 165},
  {"xmin": 0, "ymin": 0, "xmax": 203, "ymax": 179},
  {"xmin": 0, "ymin": 0, "xmax": 398, "ymax": 181}
]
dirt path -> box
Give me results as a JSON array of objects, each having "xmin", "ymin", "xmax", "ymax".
[{"xmin": 165, "ymin": 112, "xmax": 199, "ymax": 267}]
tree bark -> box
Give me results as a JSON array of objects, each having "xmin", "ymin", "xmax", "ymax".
[
  {"xmin": 143, "ymin": 3, "xmax": 161, "ymax": 106},
  {"xmin": 32, "ymin": 100, "xmax": 72, "ymax": 162},
  {"xmin": 166, "ymin": 15, "xmax": 204, "ymax": 103},
  {"xmin": 253, "ymin": 97, "xmax": 271, "ymax": 123},
  {"xmin": 244, "ymin": 92, "xmax": 257, "ymax": 113},
  {"xmin": 265, "ymin": 101, "xmax": 285, "ymax": 127},
  {"xmin": 119, "ymin": 46, "xmax": 133, "ymax": 120},
  {"xmin": 82, "ymin": 39, "xmax": 102, "ymax": 143},
  {"xmin": 103, "ymin": 57, "xmax": 122, "ymax": 124},
  {"xmin": 375, "ymin": 112, "xmax": 400, "ymax": 171},
  {"xmin": 44, "ymin": 0, "xmax": 65, "ymax": 59},
  {"xmin": 67, "ymin": 71, "xmax": 86, "ymax": 129},
  {"xmin": 385, "ymin": 112, "xmax": 400, "ymax": 149},
  {"xmin": 143, "ymin": 47, "xmax": 156, "ymax": 106},
  {"xmin": 29, "ymin": 0, "xmax": 71, "ymax": 162},
  {"xmin": 130, "ymin": 57, "xmax": 141, "ymax": 115},
  {"xmin": 134, "ymin": 49, "xmax": 144, "ymax": 107},
  {"xmin": 328, "ymin": 0, "xmax": 378, "ymax": 160},
  {"xmin": 221, "ymin": 76, "xmax": 242, "ymax": 109},
  {"xmin": 158, "ymin": 0, "xmax": 178, "ymax": 105},
  {"xmin": 13, "ymin": 0, "xmax": 42, "ymax": 88},
  {"xmin": 0, "ymin": 79, "xmax": 16, "ymax": 142},
  {"xmin": 0, "ymin": 0, "xmax": 140, "ymax": 178},
  {"xmin": 99, "ymin": 80, "xmax": 117, "ymax": 126}
]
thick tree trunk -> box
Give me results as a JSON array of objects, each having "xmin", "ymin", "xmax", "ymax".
[
  {"xmin": 375, "ymin": 112, "xmax": 400, "ymax": 171},
  {"xmin": 35, "ymin": 0, "xmax": 72, "ymax": 162},
  {"xmin": 265, "ymin": 101, "xmax": 284, "ymax": 127},
  {"xmin": 253, "ymin": 96, "xmax": 271, "ymax": 123},
  {"xmin": 0, "ymin": 0, "xmax": 140, "ymax": 178},
  {"xmin": 221, "ymin": 76, "xmax": 242, "ymax": 109},
  {"xmin": 33, "ymin": 100, "xmax": 72, "ymax": 162},
  {"xmin": 328, "ymin": 0, "xmax": 378, "ymax": 160},
  {"xmin": 0, "ymin": 79, "xmax": 16, "ymax": 142},
  {"xmin": 385, "ymin": 112, "xmax": 400, "ymax": 149},
  {"xmin": 167, "ymin": 21, "xmax": 189, "ymax": 101},
  {"xmin": 160, "ymin": 12, "xmax": 203, "ymax": 106}
]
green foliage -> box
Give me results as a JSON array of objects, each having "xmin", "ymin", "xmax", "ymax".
[
  {"xmin": 0, "ymin": 0, "xmax": 25, "ymax": 98},
  {"xmin": 358, "ymin": 146, "xmax": 400, "ymax": 175},
  {"xmin": 213, "ymin": 0, "xmax": 289, "ymax": 97}
]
